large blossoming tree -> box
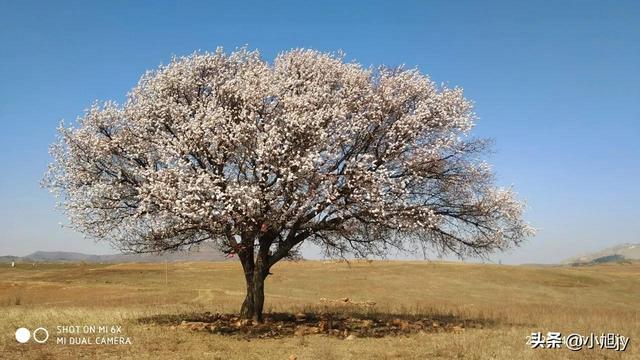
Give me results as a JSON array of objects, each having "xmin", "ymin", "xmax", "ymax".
[{"xmin": 45, "ymin": 48, "xmax": 533, "ymax": 322}]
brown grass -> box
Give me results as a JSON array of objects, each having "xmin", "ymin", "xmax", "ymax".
[{"xmin": 0, "ymin": 260, "xmax": 638, "ymax": 359}]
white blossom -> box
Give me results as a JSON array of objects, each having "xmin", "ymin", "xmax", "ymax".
[{"xmin": 44, "ymin": 47, "xmax": 534, "ymax": 261}]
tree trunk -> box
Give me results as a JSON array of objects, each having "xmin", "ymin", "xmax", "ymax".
[{"xmin": 239, "ymin": 254, "xmax": 267, "ymax": 323}]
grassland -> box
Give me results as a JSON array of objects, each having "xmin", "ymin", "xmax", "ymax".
[{"xmin": 0, "ymin": 260, "xmax": 638, "ymax": 359}]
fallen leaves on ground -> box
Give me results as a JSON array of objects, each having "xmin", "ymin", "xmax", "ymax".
[{"xmin": 155, "ymin": 312, "xmax": 480, "ymax": 339}]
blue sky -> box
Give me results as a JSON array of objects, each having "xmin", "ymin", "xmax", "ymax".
[{"xmin": 0, "ymin": 0, "xmax": 638, "ymax": 263}]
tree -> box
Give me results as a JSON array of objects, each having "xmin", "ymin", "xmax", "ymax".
[{"xmin": 44, "ymin": 48, "xmax": 533, "ymax": 322}]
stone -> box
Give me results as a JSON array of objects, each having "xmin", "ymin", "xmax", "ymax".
[
  {"xmin": 361, "ymin": 319, "xmax": 374, "ymax": 328},
  {"xmin": 294, "ymin": 325, "xmax": 310, "ymax": 337},
  {"xmin": 218, "ymin": 326, "xmax": 234, "ymax": 334},
  {"xmin": 294, "ymin": 312, "xmax": 307, "ymax": 321},
  {"xmin": 318, "ymin": 320, "xmax": 331, "ymax": 332}
]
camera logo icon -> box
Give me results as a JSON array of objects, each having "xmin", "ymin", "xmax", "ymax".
[{"xmin": 15, "ymin": 327, "xmax": 49, "ymax": 344}]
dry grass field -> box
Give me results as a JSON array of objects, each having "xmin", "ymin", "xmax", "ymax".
[{"xmin": 0, "ymin": 260, "xmax": 638, "ymax": 359}]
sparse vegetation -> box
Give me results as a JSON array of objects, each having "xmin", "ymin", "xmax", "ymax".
[{"xmin": 1, "ymin": 261, "xmax": 638, "ymax": 359}]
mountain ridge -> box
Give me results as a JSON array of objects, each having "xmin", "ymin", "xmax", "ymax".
[
  {"xmin": 562, "ymin": 243, "xmax": 640, "ymax": 265},
  {"xmin": 1, "ymin": 242, "xmax": 228, "ymax": 263}
]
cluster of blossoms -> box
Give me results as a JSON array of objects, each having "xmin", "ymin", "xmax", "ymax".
[{"xmin": 45, "ymin": 48, "xmax": 533, "ymax": 260}]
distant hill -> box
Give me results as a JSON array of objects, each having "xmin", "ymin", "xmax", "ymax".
[
  {"xmin": 1, "ymin": 242, "xmax": 228, "ymax": 263},
  {"xmin": 0, "ymin": 255, "xmax": 21, "ymax": 262},
  {"xmin": 562, "ymin": 243, "xmax": 640, "ymax": 265},
  {"xmin": 25, "ymin": 251, "xmax": 104, "ymax": 262}
]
